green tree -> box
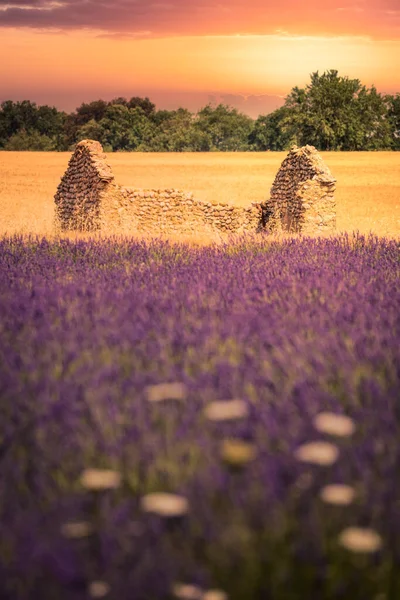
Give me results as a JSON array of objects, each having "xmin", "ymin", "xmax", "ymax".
[
  {"xmin": 249, "ymin": 106, "xmax": 294, "ymax": 151},
  {"xmin": 4, "ymin": 129, "xmax": 57, "ymax": 151},
  {"xmin": 128, "ymin": 97, "xmax": 156, "ymax": 117},
  {"xmin": 148, "ymin": 108, "xmax": 211, "ymax": 151},
  {"xmin": 64, "ymin": 100, "xmax": 108, "ymax": 147},
  {"xmin": 280, "ymin": 70, "xmax": 393, "ymax": 150},
  {"xmin": 0, "ymin": 100, "xmax": 67, "ymax": 150},
  {"xmin": 1, "ymin": 84, "xmax": 398, "ymax": 152},
  {"xmin": 0, "ymin": 100, "xmax": 36, "ymax": 147},
  {"xmin": 74, "ymin": 100, "xmax": 108, "ymax": 124},
  {"xmin": 98, "ymin": 104, "xmax": 157, "ymax": 151},
  {"xmin": 386, "ymin": 93, "xmax": 400, "ymax": 149},
  {"xmin": 34, "ymin": 105, "xmax": 67, "ymax": 149},
  {"xmin": 195, "ymin": 104, "xmax": 253, "ymax": 151},
  {"xmin": 151, "ymin": 109, "xmax": 176, "ymax": 127},
  {"xmin": 75, "ymin": 118, "xmax": 107, "ymax": 146},
  {"xmin": 0, "ymin": 101, "xmax": 18, "ymax": 145},
  {"xmin": 109, "ymin": 97, "xmax": 129, "ymax": 107},
  {"xmin": 355, "ymin": 85, "xmax": 393, "ymax": 149}
]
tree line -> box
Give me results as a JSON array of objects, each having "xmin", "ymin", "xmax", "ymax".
[{"xmin": 1, "ymin": 71, "xmax": 399, "ymax": 152}]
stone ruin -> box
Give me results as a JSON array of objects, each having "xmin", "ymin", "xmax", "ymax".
[
  {"xmin": 54, "ymin": 140, "xmax": 336, "ymax": 236},
  {"xmin": 54, "ymin": 140, "xmax": 116, "ymax": 232},
  {"xmin": 54, "ymin": 140, "xmax": 260, "ymax": 236},
  {"xmin": 265, "ymin": 144, "xmax": 336, "ymax": 234}
]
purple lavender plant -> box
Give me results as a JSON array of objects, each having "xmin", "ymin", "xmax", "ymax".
[{"xmin": 0, "ymin": 233, "xmax": 399, "ymax": 599}]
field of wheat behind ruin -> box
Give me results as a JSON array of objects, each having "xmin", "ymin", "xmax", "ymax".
[{"xmin": 0, "ymin": 151, "xmax": 399, "ymax": 238}]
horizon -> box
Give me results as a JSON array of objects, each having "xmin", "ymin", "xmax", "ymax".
[
  {"xmin": 1, "ymin": 0, "xmax": 399, "ymax": 118},
  {"xmin": 0, "ymin": 88, "xmax": 288, "ymax": 119}
]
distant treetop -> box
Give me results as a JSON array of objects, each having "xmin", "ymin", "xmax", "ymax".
[{"xmin": 1, "ymin": 74, "xmax": 399, "ymax": 151}]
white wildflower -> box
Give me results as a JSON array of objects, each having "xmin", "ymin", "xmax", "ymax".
[
  {"xmin": 146, "ymin": 382, "xmax": 187, "ymax": 403},
  {"xmin": 220, "ymin": 439, "xmax": 257, "ymax": 466},
  {"xmin": 203, "ymin": 590, "xmax": 229, "ymax": 600},
  {"xmin": 294, "ymin": 441, "xmax": 339, "ymax": 465},
  {"xmin": 61, "ymin": 521, "xmax": 93, "ymax": 538},
  {"xmin": 88, "ymin": 580, "xmax": 110, "ymax": 598},
  {"xmin": 319, "ymin": 484, "xmax": 356, "ymax": 505},
  {"xmin": 171, "ymin": 582, "xmax": 203, "ymax": 599},
  {"xmin": 338, "ymin": 527, "xmax": 382, "ymax": 553},
  {"xmin": 80, "ymin": 468, "xmax": 121, "ymax": 491},
  {"xmin": 204, "ymin": 399, "xmax": 248, "ymax": 421},
  {"xmin": 313, "ymin": 412, "xmax": 355, "ymax": 437},
  {"xmin": 141, "ymin": 493, "xmax": 189, "ymax": 517}
]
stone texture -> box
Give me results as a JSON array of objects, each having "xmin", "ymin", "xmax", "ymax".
[
  {"xmin": 54, "ymin": 139, "xmax": 116, "ymax": 231},
  {"xmin": 265, "ymin": 144, "xmax": 336, "ymax": 234},
  {"xmin": 114, "ymin": 187, "xmax": 262, "ymax": 236},
  {"xmin": 54, "ymin": 140, "xmax": 336, "ymax": 236}
]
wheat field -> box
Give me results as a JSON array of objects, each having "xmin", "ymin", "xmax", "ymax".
[{"xmin": 0, "ymin": 151, "xmax": 399, "ymax": 238}]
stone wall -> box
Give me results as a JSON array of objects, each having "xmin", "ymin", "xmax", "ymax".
[
  {"xmin": 266, "ymin": 144, "xmax": 336, "ymax": 234},
  {"xmin": 114, "ymin": 187, "xmax": 261, "ymax": 235},
  {"xmin": 54, "ymin": 140, "xmax": 336, "ymax": 236},
  {"xmin": 54, "ymin": 140, "xmax": 261, "ymax": 236},
  {"xmin": 54, "ymin": 140, "xmax": 117, "ymax": 231}
]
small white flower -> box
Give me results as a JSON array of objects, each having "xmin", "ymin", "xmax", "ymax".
[
  {"xmin": 319, "ymin": 484, "xmax": 356, "ymax": 505},
  {"xmin": 203, "ymin": 590, "xmax": 228, "ymax": 600},
  {"xmin": 204, "ymin": 399, "xmax": 248, "ymax": 421},
  {"xmin": 171, "ymin": 582, "xmax": 203, "ymax": 599},
  {"xmin": 294, "ymin": 441, "xmax": 339, "ymax": 465},
  {"xmin": 88, "ymin": 580, "xmax": 110, "ymax": 598},
  {"xmin": 146, "ymin": 382, "xmax": 187, "ymax": 403},
  {"xmin": 338, "ymin": 527, "xmax": 383, "ymax": 553},
  {"xmin": 80, "ymin": 469, "xmax": 121, "ymax": 491},
  {"xmin": 141, "ymin": 492, "xmax": 189, "ymax": 517},
  {"xmin": 61, "ymin": 521, "xmax": 93, "ymax": 538},
  {"xmin": 220, "ymin": 439, "xmax": 257, "ymax": 466},
  {"xmin": 313, "ymin": 412, "xmax": 355, "ymax": 437}
]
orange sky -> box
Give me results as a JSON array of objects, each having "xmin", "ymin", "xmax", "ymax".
[{"xmin": 1, "ymin": 0, "xmax": 399, "ymax": 116}]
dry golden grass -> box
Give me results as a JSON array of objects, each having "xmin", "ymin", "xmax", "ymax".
[{"xmin": 0, "ymin": 151, "xmax": 399, "ymax": 240}]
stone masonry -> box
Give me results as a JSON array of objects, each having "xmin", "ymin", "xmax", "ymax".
[
  {"xmin": 116, "ymin": 188, "xmax": 262, "ymax": 235},
  {"xmin": 54, "ymin": 140, "xmax": 336, "ymax": 236},
  {"xmin": 54, "ymin": 140, "xmax": 117, "ymax": 231},
  {"xmin": 266, "ymin": 144, "xmax": 336, "ymax": 234}
]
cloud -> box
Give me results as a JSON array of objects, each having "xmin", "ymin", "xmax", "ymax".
[
  {"xmin": 0, "ymin": 0, "xmax": 399, "ymax": 40},
  {"xmin": 97, "ymin": 30, "xmax": 153, "ymax": 40},
  {"xmin": 0, "ymin": 0, "xmax": 43, "ymax": 5}
]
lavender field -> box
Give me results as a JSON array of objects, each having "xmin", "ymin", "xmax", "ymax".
[{"xmin": 1, "ymin": 233, "xmax": 399, "ymax": 600}]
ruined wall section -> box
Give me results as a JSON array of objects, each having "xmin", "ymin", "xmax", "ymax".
[
  {"xmin": 113, "ymin": 187, "xmax": 261, "ymax": 235},
  {"xmin": 268, "ymin": 145, "xmax": 336, "ymax": 234},
  {"xmin": 54, "ymin": 140, "xmax": 335, "ymax": 237},
  {"xmin": 54, "ymin": 140, "xmax": 262, "ymax": 235},
  {"xmin": 54, "ymin": 140, "xmax": 116, "ymax": 231}
]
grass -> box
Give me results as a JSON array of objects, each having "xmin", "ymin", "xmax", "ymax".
[{"xmin": 0, "ymin": 151, "xmax": 399, "ymax": 238}]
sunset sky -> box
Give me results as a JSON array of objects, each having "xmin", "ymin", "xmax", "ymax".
[{"xmin": 1, "ymin": 0, "xmax": 399, "ymax": 117}]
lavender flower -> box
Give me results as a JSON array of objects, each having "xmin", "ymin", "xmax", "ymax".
[{"xmin": 0, "ymin": 232, "xmax": 398, "ymax": 599}]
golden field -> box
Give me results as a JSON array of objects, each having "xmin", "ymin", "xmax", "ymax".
[{"xmin": 0, "ymin": 151, "xmax": 399, "ymax": 238}]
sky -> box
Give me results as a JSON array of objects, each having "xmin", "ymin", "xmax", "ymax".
[{"xmin": 1, "ymin": 0, "xmax": 399, "ymax": 117}]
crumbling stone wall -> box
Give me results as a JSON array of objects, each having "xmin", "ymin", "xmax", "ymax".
[
  {"xmin": 54, "ymin": 140, "xmax": 335, "ymax": 236},
  {"xmin": 115, "ymin": 187, "xmax": 261, "ymax": 235},
  {"xmin": 54, "ymin": 140, "xmax": 117, "ymax": 231},
  {"xmin": 266, "ymin": 144, "xmax": 336, "ymax": 234},
  {"xmin": 54, "ymin": 140, "xmax": 261, "ymax": 235}
]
